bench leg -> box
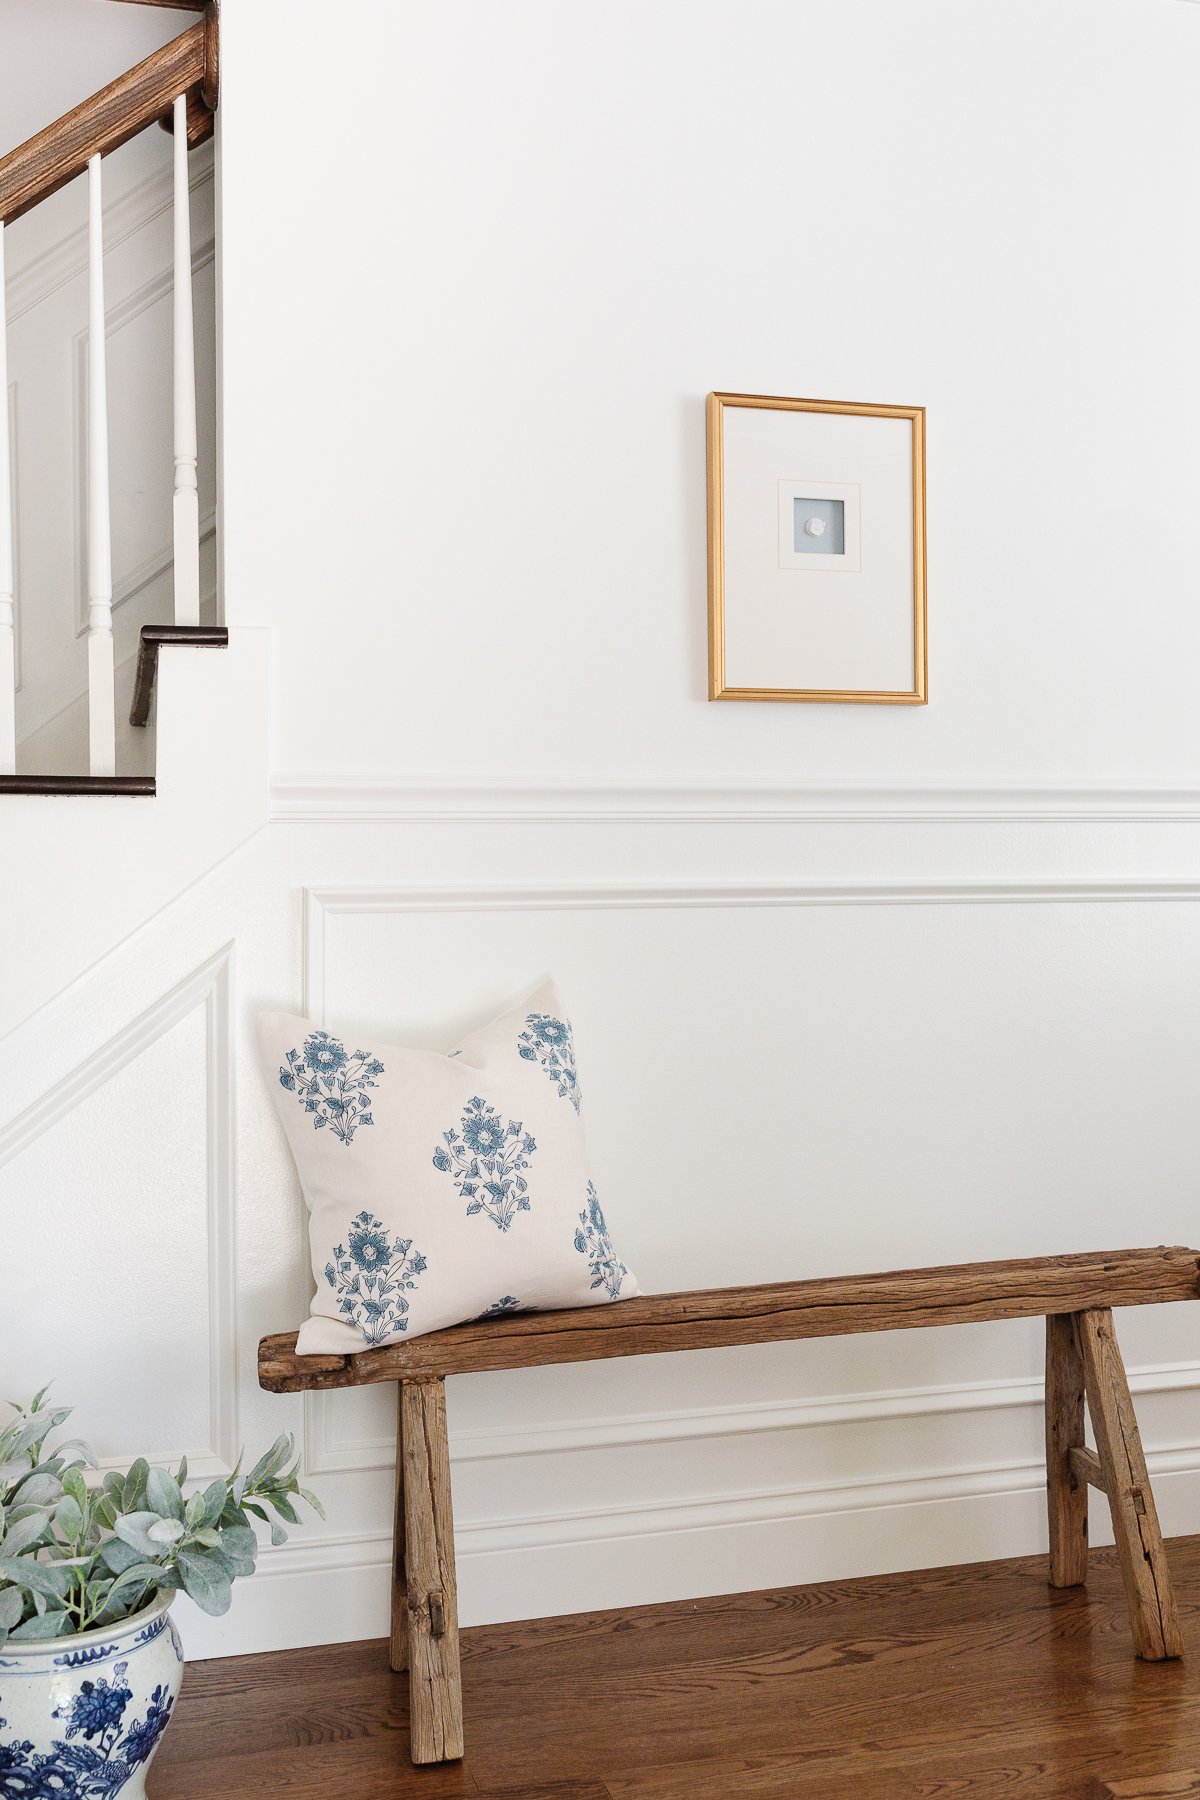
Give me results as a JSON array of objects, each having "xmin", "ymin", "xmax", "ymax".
[
  {"xmin": 389, "ymin": 1384, "xmax": 408, "ymax": 1672},
  {"xmin": 1077, "ymin": 1307, "xmax": 1183, "ymax": 1661},
  {"xmin": 400, "ymin": 1375, "xmax": 465, "ymax": 1763},
  {"xmin": 1046, "ymin": 1312, "xmax": 1089, "ymax": 1587}
]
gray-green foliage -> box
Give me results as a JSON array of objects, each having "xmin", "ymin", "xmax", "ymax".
[{"xmin": 0, "ymin": 1386, "xmax": 323, "ymax": 1645}]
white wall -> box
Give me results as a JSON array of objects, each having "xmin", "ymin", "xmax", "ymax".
[{"xmin": 4, "ymin": 0, "xmax": 1200, "ymax": 1662}]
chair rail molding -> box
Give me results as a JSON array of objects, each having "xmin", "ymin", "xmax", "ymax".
[
  {"xmin": 0, "ymin": 942, "xmax": 238, "ymax": 1477},
  {"xmin": 272, "ymin": 776, "xmax": 1200, "ymax": 826}
]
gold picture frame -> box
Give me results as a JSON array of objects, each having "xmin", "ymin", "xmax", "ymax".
[{"xmin": 707, "ymin": 392, "xmax": 928, "ymax": 704}]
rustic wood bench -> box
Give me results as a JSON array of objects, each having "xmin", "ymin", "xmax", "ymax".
[{"xmin": 259, "ymin": 1246, "xmax": 1200, "ymax": 1766}]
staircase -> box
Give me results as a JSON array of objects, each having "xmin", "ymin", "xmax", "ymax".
[{"xmin": 0, "ymin": 2, "xmax": 223, "ymax": 795}]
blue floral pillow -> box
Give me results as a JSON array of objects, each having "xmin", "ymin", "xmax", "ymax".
[{"xmin": 257, "ymin": 981, "xmax": 638, "ymax": 1352}]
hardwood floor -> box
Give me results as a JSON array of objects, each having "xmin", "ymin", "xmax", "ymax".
[{"xmin": 152, "ymin": 1537, "xmax": 1200, "ymax": 1798}]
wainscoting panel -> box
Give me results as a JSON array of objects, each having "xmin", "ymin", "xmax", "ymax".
[
  {"xmin": 209, "ymin": 871, "xmax": 1200, "ymax": 1660},
  {"xmin": 0, "ymin": 947, "xmax": 237, "ymax": 1478}
]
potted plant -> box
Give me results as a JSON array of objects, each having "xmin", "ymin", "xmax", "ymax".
[{"xmin": 0, "ymin": 1386, "xmax": 322, "ymax": 1797}]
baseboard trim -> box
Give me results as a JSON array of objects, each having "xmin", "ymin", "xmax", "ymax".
[{"xmin": 178, "ymin": 1441, "xmax": 1200, "ymax": 1658}]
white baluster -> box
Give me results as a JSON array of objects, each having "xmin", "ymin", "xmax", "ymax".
[
  {"xmin": 0, "ymin": 225, "xmax": 15, "ymax": 776},
  {"xmin": 87, "ymin": 153, "xmax": 115, "ymax": 777},
  {"xmin": 173, "ymin": 93, "xmax": 199, "ymax": 627}
]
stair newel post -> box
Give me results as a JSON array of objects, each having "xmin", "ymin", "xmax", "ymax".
[
  {"xmin": 86, "ymin": 153, "xmax": 115, "ymax": 777},
  {"xmin": 0, "ymin": 223, "xmax": 15, "ymax": 775},
  {"xmin": 172, "ymin": 92, "xmax": 200, "ymax": 628}
]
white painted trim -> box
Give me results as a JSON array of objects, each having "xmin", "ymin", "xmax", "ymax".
[
  {"xmin": 3, "ymin": 146, "xmax": 214, "ymax": 327},
  {"xmin": 267, "ymin": 1436, "xmax": 1200, "ymax": 1570},
  {"xmin": 305, "ymin": 1358, "xmax": 1200, "ymax": 1477},
  {"xmin": 271, "ymin": 776, "xmax": 1200, "ymax": 825},
  {"xmin": 0, "ymin": 944, "xmax": 239, "ymax": 1477},
  {"xmin": 302, "ymin": 875, "xmax": 1200, "ymax": 1019}
]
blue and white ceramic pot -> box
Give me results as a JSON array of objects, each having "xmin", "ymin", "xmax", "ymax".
[{"xmin": 0, "ymin": 1592, "xmax": 183, "ymax": 1797}]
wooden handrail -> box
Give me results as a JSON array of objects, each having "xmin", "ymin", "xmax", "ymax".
[
  {"xmin": 0, "ymin": 17, "xmax": 211, "ymax": 225},
  {"xmin": 129, "ymin": 625, "xmax": 228, "ymax": 727}
]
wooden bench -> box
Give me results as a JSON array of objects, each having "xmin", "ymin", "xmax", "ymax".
[{"xmin": 259, "ymin": 1246, "xmax": 1200, "ymax": 1766}]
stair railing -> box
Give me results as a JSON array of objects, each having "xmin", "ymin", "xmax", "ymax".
[{"xmin": 0, "ymin": 7, "xmax": 219, "ymax": 777}]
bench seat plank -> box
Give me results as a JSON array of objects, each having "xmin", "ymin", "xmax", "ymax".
[{"xmin": 258, "ymin": 1245, "xmax": 1200, "ymax": 1392}]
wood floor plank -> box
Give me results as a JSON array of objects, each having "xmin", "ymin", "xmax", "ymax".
[
  {"xmin": 1091, "ymin": 1775, "xmax": 1200, "ymax": 1798},
  {"xmin": 151, "ymin": 1537, "xmax": 1200, "ymax": 1798}
]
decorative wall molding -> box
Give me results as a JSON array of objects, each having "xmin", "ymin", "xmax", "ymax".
[
  {"xmin": 0, "ymin": 944, "xmax": 239, "ymax": 1477},
  {"xmin": 305, "ymin": 1357, "xmax": 1200, "ymax": 1479},
  {"xmin": 271, "ymin": 1434, "xmax": 1200, "ymax": 1575},
  {"xmin": 4, "ymin": 144, "xmax": 214, "ymax": 327},
  {"xmin": 71, "ymin": 246, "xmax": 216, "ymax": 635},
  {"xmin": 301, "ymin": 875, "xmax": 1200, "ymax": 1019},
  {"xmin": 300, "ymin": 877, "xmax": 1200, "ymax": 1478},
  {"xmin": 272, "ymin": 776, "xmax": 1200, "ymax": 826}
]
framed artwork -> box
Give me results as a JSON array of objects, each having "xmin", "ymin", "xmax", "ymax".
[{"xmin": 706, "ymin": 392, "xmax": 927, "ymax": 704}]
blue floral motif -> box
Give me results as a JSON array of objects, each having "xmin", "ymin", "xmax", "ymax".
[
  {"xmin": 476, "ymin": 1296, "xmax": 531, "ymax": 1319},
  {"xmin": 279, "ymin": 1033, "xmax": 383, "ymax": 1146},
  {"xmin": 0, "ymin": 1663, "xmax": 175, "ymax": 1797},
  {"xmin": 517, "ymin": 1014, "xmax": 580, "ymax": 1111},
  {"xmin": 324, "ymin": 1211, "xmax": 427, "ymax": 1346},
  {"xmin": 432, "ymin": 1097, "xmax": 536, "ymax": 1231},
  {"xmin": 573, "ymin": 1182, "xmax": 628, "ymax": 1300},
  {"xmin": 53, "ymin": 1642, "xmax": 120, "ymax": 1669}
]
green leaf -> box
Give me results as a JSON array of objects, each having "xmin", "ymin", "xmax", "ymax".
[
  {"xmin": 184, "ymin": 1491, "xmax": 205, "ymax": 1529},
  {"xmin": 176, "ymin": 1549, "xmax": 232, "ymax": 1617},
  {"xmin": 52, "ymin": 1440, "xmax": 97, "ymax": 1472},
  {"xmin": 145, "ymin": 1467, "xmax": 184, "ymax": 1523},
  {"xmin": 61, "ymin": 1469, "xmax": 88, "ymax": 1510},
  {"xmin": 122, "ymin": 1459, "xmax": 149, "ymax": 1513},
  {"xmin": 1, "ymin": 1511, "xmax": 50, "ymax": 1557},
  {"xmin": 53, "ymin": 1496, "xmax": 83, "ymax": 1543},
  {"xmin": 10, "ymin": 1611, "xmax": 70, "ymax": 1640},
  {"xmin": 175, "ymin": 1453, "xmax": 188, "ymax": 1488},
  {"xmin": 194, "ymin": 1528, "xmax": 221, "ymax": 1548},
  {"xmin": 0, "ymin": 1458, "xmax": 33, "ymax": 1486},
  {"xmin": 8, "ymin": 1416, "xmax": 58, "ymax": 1461},
  {"xmin": 0, "ymin": 1587, "xmax": 25, "ymax": 1630},
  {"xmin": 102, "ymin": 1564, "xmax": 162, "ymax": 1614},
  {"xmin": 298, "ymin": 1488, "xmax": 326, "ymax": 1522},
  {"xmin": 113, "ymin": 1512, "xmax": 165, "ymax": 1561},
  {"xmin": 269, "ymin": 1522, "xmax": 288, "ymax": 1547},
  {"xmin": 147, "ymin": 1518, "xmax": 185, "ymax": 1546},
  {"xmin": 199, "ymin": 1481, "xmax": 228, "ymax": 1530},
  {"xmin": 0, "ymin": 1558, "xmax": 69, "ymax": 1601},
  {"xmin": 268, "ymin": 1494, "xmax": 299, "ymax": 1526},
  {"xmin": 9, "ymin": 1471, "xmax": 61, "ymax": 1509},
  {"xmin": 101, "ymin": 1537, "xmax": 142, "ymax": 1575},
  {"xmin": 207, "ymin": 1534, "xmax": 255, "ymax": 1580},
  {"xmin": 243, "ymin": 1434, "xmax": 292, "ymax": 1492}
]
